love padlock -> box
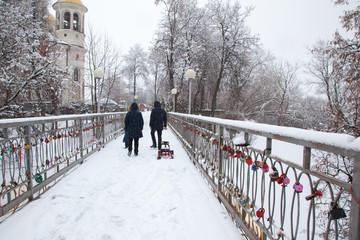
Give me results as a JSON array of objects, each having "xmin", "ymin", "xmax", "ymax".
[
  {"xmin": 256, "ymin": 208, "xmax": 265, "ymax": 218},
  {"xmin": 305, "ymin": 189, "xmax": 323, "ymax": 201},
  {"xmin": 277, "ymin": 173, "xmax": 290, "ymax": 186},
  {"xmin": 246, "ymin": 156, "xmax": 253, "ymax": 165},
  {"xmin": 269, "ymin": 167, "xmax": 279, "ymax": 181},
  {"xmin": 329, "ymin": 205, "xmax": 346, "ymax": 220},
  {"xmin": 293, "ymin": 182, "xmax": 303, "ymax": 193},
  {"xmin": 251, "ymin": 163, "xmax": 258, "ymax": 171},
  {"xmin": 261, "ymin": 162, "xmax": 269, "ymax": 173}
]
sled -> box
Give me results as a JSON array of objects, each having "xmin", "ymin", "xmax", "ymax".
[{"xmin": 157, "ymin": 141, "xmax": 174, "ymax": 159}]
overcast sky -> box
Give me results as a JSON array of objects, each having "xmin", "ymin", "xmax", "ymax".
[{"xmin": 51, "ymin": 0, "xmax": 358, "ymax": 65}]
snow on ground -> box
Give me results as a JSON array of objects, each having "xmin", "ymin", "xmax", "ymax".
[{"xmin": 0, "ymin": 112, "xmax": 244, "ymax": 240}]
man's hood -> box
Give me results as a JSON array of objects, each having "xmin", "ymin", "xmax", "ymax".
[
  {"xmin": 154, "ymin": 101, "xmax": 161, "ymax": 108},
  {"xmin": 130, "ymin": 102, "xmax": 138, "ymax": 111}
]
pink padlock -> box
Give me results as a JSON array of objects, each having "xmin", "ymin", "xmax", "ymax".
[
  {"xmin": 278, "ymin": 173, "xmax": 290, "ymax": 186},
  {"xmin": 293, "ymin": 182, "xmax": 303, "ymax": 193},
  {"xmin": 283, "ymin": 176, "xmax": 290, "ymax": 185}
]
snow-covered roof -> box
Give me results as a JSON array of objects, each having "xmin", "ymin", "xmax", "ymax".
[{"xmin": 55, "ymin": 0, "xmax": 86, "ymax": 7}]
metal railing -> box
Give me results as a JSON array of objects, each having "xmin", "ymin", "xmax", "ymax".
[
  {"xmin": 168, "ymin": 112, "xmax": 360, "ymax": 240},
  {"xmin": 0, "ymin": 112, "xmax": 125, "ymax": 218},
  {"xmin": 1, "ymin": 111, "xmax": 359, "ymax": 239}
]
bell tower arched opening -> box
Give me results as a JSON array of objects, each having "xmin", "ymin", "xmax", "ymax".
[
  {"xmin": 73, "ymin": 13, "xmax": 80, "ymax": 31},
  {"xmin": 63, "ymin": 11, "xmax": 70, "ymax": 29}
]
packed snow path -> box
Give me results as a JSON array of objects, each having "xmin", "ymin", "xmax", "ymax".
[{"xmin": 0, "ymin": 112, "xmax": 244, "ymax": 240}]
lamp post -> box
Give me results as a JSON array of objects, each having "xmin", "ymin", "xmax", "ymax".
[
  {"xmin": 94, "ymin": 68, "xmax": 104, "ymax": 113},
  {"xmin": 171, "ymin": 88, "xmax": 177, "ymax": 112},
  {"xmin": 134, "ymin": 94, "xmax": 138, "ymax": 102},
  {"xmin": 124, "ymin": 87, "xmax": 129, "ymax": 111},
  {"xmin": 185, "ymin": 69, "xmax": 196, "ymax": 114},
  {"xmin": 94, "ymin": 68, "xmax": 104, "ymax": 142}
]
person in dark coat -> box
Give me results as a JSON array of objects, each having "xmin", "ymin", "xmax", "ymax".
[
  {"xmin": 149, "ymin": 100, "xmax": 167, "ymax": 150},
  {"xmin": 125, "ymin": 102, "xmax": 144, "ymax": 156}
]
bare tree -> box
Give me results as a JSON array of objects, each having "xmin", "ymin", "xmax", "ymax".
[
  {"xmin": 308, "ymin": 40, "xmax": 359, "ymax": 136},
  {"xmin": 205, "ymin": 0, "xmax": 257, "ymax": 116},
  {"xmin": 154, "ymin": 0, "xmax": 184, "ymax": 93},
  {"xmin": 153, "ymin": 0, "xmax": 204, "ymax": 111},
  {"xmin": 85, "ymin": 27, "xmax": 123, "ymax": 113},
  {"xmin": 148, "ymin": 45, "xmax": 168, "ymax": 103},
  {"xmin": 123, "ymin": 44, "xmax": 148, "ymax": 102},
  {"xmin": 273, "ymin": 61, "xmax": 300, "ymax": 125}
]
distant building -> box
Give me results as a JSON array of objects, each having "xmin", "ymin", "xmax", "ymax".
[
  {"xmin": 139, "ymin": 103, "xmax": 148, "ymax": 112},
  {"xmin": 50, "ymin": 0, "xmax": 88, "ymax": 106}
]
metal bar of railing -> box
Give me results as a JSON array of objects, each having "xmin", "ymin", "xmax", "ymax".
[{"xmin": 168, "ymin": 112, "xmax": 360, "ymax": 240}]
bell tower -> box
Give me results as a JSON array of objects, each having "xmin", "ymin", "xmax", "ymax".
[{"xmin": 52, "ymin": 0, "xmax": 88, "ymax": 106}]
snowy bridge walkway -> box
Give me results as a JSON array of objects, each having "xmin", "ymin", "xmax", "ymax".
[
  {"xmin": 1, "ymin": 111, "xmax": 360, "ymax": 239},
  {"xmin": 0, "ymin": 112, "xmax": 244, "ymax": 240}
]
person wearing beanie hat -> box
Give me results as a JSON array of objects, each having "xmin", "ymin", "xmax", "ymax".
[{"xmin": 149, "ymin": 100, "xmax": 167, "ymax": 150}]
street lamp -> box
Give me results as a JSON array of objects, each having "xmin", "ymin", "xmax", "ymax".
[
  {"xmin": 94, "ymin": 68, "xmax": 104, "ymax": 113},
  {"xmin": 185, "ymin": 69, "xmax": 196, "ymax": 114},
  {"xmin": 134, "ymin": 95, "xmax": 138, "ymax": 103},
  {"xmin": 171, "ymin": 88, "xmax": 177, "ymax": 112}
]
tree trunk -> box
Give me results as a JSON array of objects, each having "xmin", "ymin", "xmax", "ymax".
[{"xmin": 210, "ymin": 64, "xmax": 225, "ymax": 117}]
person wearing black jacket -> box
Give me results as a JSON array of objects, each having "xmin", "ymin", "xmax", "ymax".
[
  {"xmin": 125, "ymin": 102, "xmax": 144, "ymax": 156},
  {"xmin": 149, "ymin": 100, "xmax": 167, "ymax": 150}
]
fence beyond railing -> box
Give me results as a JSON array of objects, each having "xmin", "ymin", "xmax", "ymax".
[
  {"xmin": 0, "ymin": 112, "xmax": 125, "ymax": 218},
  {"xmin": 168, "ymin": 112, "xmax": 360, "ymax": 240}
]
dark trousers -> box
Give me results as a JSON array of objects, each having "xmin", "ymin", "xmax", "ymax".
[
  {"xmin": 151, "ymin": 129, "xmax": 162, "ymax": 150},
  {"xmin": 128, "ymin": 138, "xmax": 139, "ymax": 154}
]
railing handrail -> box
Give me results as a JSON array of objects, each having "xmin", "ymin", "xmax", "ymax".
[
  {"xmin": 170, "ymin": 112, "xmax": 360, "ymax": 158},
  {"xmin": 0, "ymin": 112, "xmax": 126, "ymax": 128}
]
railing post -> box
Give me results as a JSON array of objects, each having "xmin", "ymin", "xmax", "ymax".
[
  {"xmin": 101, "ymin": 115, "xmax": 105, "ymax": 146},
  {"xmin": 193, "ymin": 119, "xmax": 196, "ymax": 155},
  {"xmin": 24, "ymin": 125, "xmax": 34, "ymax": 201},
  {"xmin": 79, "ymin": 118, "xmax": 84, "ymax": 163},
  {"xmin": 114, "ymin": 115, "xmax": 117, "ymax": 133},
  {"xmin": 218, "ymin": 125, "xmax": 223, "ymax": 202},
  {"xmin": 266, "ymin": 137, "xmax": 272, "ymax": 155},
  {"xmin": 350, "ymin": 155, "xmax": 360, "ymax": 239},
  {"xmin": 244, "ymin": 132, "xmax": 249, "ymax": 145},
  {"xmin": 303, "ymin": 147, "xmax": 311, "ymax": 169}
]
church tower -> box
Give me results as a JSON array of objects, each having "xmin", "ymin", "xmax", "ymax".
[{"xmin": 52, "ymin": 0, "xmax": 87, "ymax": 106}]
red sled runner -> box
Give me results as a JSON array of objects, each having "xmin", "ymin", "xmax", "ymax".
[{"xmin": 157, "ymin": 141, "xmax": 174, "ymax": 159}]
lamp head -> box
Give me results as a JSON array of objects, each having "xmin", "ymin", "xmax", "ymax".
[
  {"xmin": 94, "ymin": 68, "xmax": 104, "ymax": 79},
  {"xmin": 185, "ymin": 69, "xmax": 196, "ymax": 79}
]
